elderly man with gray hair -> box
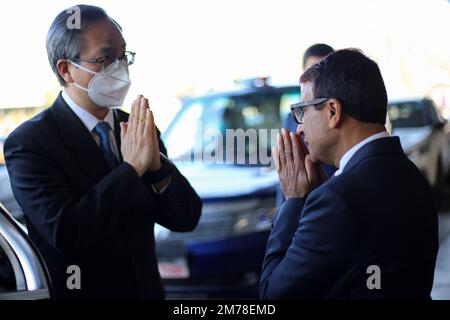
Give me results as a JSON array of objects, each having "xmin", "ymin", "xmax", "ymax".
[{"xmin": 4, "ymin": 5, "xmax": 202, "ymax": 299}]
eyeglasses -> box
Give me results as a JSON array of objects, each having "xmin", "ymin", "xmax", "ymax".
[
  {"xmin": 74, "ymin": 51, "xmax": 136, "ymax": 69},
  {"xmin": 290, "ymin": 98, "xmax": 330, "ymax": 124}
]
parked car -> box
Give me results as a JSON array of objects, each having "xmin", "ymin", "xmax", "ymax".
[
  {"xmin": 388, "ymin": 97, "xmax": 450, "ymax": 188},
  {"xmin": 0, "ymin": 204, "xmax": 51, "ymax": 299},
  {"xmin": 156, "ymin": 78, "xmax": 299, "ymax": 298}
]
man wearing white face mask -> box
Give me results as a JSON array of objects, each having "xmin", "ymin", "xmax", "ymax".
[
  {"xmin": 67, "ymin": 58, "xmax": 132, "ymax": 108},
  {"xmin": 4, "ymin": 5, "xmax": 202, "ymax": 299}
]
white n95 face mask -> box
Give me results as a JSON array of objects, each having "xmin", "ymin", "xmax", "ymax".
[{"xmin": 68, "ymin": 59, "xmax": 131, "ymax": 108}]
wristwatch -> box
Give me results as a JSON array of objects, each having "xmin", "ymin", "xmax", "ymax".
[{"xmin": 146, "ymin": 153, "xmax": 173, "ymax": 183}]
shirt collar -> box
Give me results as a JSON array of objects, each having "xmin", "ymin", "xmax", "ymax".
[
  {"xmin": 334, "ymin": 131, "xmax": 390, "ymax": 176},
  {"xmin": 61, "ymin": 90, "xmax": 115, "ymax": 133}
]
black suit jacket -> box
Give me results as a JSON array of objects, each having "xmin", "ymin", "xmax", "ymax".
[
  {"xmin": 260, "ymin": 136, "xmax": 439, "ymax": 299},
  {"xmin": 4, "ymin": 93, "xmax": 202, "ymax": 299}
]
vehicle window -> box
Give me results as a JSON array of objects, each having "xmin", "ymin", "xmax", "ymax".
[
  {"xmin": 388, "ymin": 101, "xmax": 427, "ymax": 128},
  {"xmin": 164, "ymin": 90, "xmax": 297, "ymax": 165},
  {"xmin": 163, "ymin": 102, "xmax": 203, "ymax": 160}
]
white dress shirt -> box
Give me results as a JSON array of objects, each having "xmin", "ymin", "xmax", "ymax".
[
  {"xmin": 62, "ymin": 90, "xmax": 120, "ymax": 160},
  {"xmin": 334, "ymin": 131, "xmax": 390, "ymax": 176}
]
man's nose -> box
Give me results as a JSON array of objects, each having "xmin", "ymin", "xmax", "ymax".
[{"xmin": 296, "ymin": 124, "xmax": 303, "ymax": 135}]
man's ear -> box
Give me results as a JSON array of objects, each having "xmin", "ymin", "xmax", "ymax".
[
  {"xmin": 327, "ymin": 98, "xmax": 343, "ymax": 129},
  {"xmin": 56, "ymin": 59, "xmax": 74, "ymax": 84}
]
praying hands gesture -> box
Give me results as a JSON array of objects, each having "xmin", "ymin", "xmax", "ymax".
[
  {"xmin": 120, "ymin": 95, "xmax": 161, "ymax": 177},
  {"xmin": 273, "ymin": 128, "xmax": 327, "ymax": 199}
]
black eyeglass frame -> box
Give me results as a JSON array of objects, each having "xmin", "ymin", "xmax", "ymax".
[
  {"xmin": 73, "ymin": 51, "xmax": 136, "ymax": 70},
  {"xmin": 290, "ymin": 97, "xmax": 330, "ymax": 124}
]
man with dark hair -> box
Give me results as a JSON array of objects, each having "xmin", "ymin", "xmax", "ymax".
[
  {"xmin": 4, "ymin": 5, "xmax": 202, "ymax": 299},
  {"xmin": 260, "ymin": 49, "xmax": 438, "ymax": 299},
  {"xmin": 302, "ymin": 43, "xmax": 335, "ymax": 70}
]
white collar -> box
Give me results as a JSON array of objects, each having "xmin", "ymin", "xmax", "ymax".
[
  {"xmin": 334, "ymin": 131, "xmax": 390, "ymax": 176},
  {"xmin": 61, "ymin": 90, "xmax": 115, "ymax": 133}
]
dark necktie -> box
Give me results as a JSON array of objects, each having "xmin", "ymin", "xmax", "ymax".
[{"xmin": 93, "ymin": 122, "xmax": 119, "ymax": 169}]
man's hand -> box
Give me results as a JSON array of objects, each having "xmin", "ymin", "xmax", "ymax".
[
  {"xmin": 120, "ymin": 95, "xmax": 160, "ymax": 177},
  {"xmin": 273, "ymin": 129, "xmax": 327, "ymax": 199}
]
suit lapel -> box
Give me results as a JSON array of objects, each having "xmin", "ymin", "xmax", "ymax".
[{"xmin": 51, "ymin": 93, "xmax": 110, "ymax": 181}]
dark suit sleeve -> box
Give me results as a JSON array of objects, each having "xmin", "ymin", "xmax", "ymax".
[
  {"xmin": 140, "ymin": 129, "xmax": 202, "ymax": 232},
  {"xmin": 142, "ymin": 166, "xmax": 201, "ymax": 232},
  {"xmin": 4, "ymin": 129, "xmax": 157, "ymax": 256},
  {"xmin": 259, "ymin": 188, "xmax": 357, "ymax": 299}
]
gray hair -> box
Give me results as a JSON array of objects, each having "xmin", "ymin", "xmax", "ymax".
[{"xmin": 46, "ymin": 5, "xmax": 121, "ymax": 86}]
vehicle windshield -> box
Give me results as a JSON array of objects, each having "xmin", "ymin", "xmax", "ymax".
[
  {"xmin": 388, "ymin": 101, "xmax": 426, "ymax": 128},
  {"xmin": 163, "ymin": 88, "xmax": 299, "ymax": 166}
]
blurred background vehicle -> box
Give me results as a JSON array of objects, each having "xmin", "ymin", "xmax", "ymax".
[{"xmin": 388, "ymin": 97, "xmax": 450, "ymax": 191}]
